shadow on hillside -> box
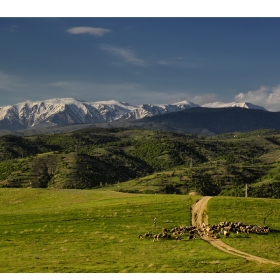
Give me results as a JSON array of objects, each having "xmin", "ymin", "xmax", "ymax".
[{"xmin": 265, "ymin": 137, "xmax": 280, "ymax": 146}]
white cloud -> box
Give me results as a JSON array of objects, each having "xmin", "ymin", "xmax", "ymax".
[
  {"xmin": 67, "ymin": 27, "xmax": 111, "ymax": 36},
  {"xmin": 101, "ymin": 45, "xmax": 148, "ymax": 67},
  {"xmin": 235, "ymin": 85, "xmax": 280, "ymax": 112}
]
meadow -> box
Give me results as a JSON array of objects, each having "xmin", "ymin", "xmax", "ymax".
[
  {"xmin": 0, "ymin": 188, "xmax": 280, "ymax": 273},
  {"xmin": 207, "ymin": 196, "xmax": 280, "ymax": 263}
]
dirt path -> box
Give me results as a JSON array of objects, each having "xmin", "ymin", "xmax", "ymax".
[{"xmin": 191, "ymin": 196, "xmax": 280, "ymax": 265}]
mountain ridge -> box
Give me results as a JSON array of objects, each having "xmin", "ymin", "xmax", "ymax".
[
  {"xmin": 89, "ymin": 107, "xmax": 280, "ymax": 136},
  {"xmin": 0, "ymin": 97, "xmax": 268, "ymax": 131},
  {"xmin": 201, "ymin": 101, "xmax": 266, "ymax": 111}
]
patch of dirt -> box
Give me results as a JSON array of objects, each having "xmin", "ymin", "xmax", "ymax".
[
  {"xmin": 189, "ymin": 191, "xmax": 199, "ymax": 196},
  {"xmin": 191, "ymin": 196, "xmax": 280, "ymax": 265}
]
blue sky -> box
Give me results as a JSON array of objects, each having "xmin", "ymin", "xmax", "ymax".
[{"xmin": 1, "ymin": 6, "xmax": 280, "ymax": 111}]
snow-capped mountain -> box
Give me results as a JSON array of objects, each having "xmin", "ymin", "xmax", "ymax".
[
  {"xmin": 201, "ymin": 101, "xmax": 267, "ymax": 111},
  {"xmin": 0, "ymin": 98, "xmax": 199, "ymax": 130},
  {"xmin": 0, "ymin": 98, "xmax": 268, "ymax": 130},
  {"xmin": 129, "ymin": 100, "xmax": 199, "ymax": 119}
]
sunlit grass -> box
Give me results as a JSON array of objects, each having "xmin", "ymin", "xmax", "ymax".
[
  {"xmin": 207, "ymin": 196, "xmax": 280, "ymax": 262},
  {"xmin": 0, "ymin": 188, "xmax": 279, "ymax": 272}
]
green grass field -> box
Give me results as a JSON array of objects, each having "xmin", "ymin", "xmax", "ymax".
[
  {"xmin": 207, "ymin": 196, "xmax": 280, "ymax": 263},
  {"xmin": 0, "ymin": 188, "xmax": 280, "ymax": 272}
]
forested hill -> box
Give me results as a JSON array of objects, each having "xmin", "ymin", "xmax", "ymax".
[{"xmin": 0, "ymin": 127, "xmax": 280, "ymax": 198}]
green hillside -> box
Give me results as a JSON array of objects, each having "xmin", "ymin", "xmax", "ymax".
[
  {"xmin": 1, "ymin": 127, "xmax": 280, "ymax": 198},
  {"xmin": 0, "ymin": 188, "xmax": 279, "ymax": 272}
]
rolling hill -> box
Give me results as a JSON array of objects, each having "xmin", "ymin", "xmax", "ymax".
[{"xmin": 1, "ymin": 127, "xmax": 280, "ymax": 198}]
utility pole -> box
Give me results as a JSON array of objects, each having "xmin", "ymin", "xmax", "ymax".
[{"xmin": 245, "ymin": 184, "xmax": 248, "ymax": 198}]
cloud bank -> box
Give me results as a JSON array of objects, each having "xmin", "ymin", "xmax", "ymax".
[
  {"xmin": 67, "ymin": 27, "xmax": 111, "ymax": 36},
  {"xmin": 235, "ymin": 85, "xmax": 280, "ymax": 112}
]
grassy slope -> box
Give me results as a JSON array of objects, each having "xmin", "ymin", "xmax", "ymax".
[
  {"xmin": 207, "ymin": 196, "xmax": 280, "ymax": 263},
  {"xmin": 0, "ymin": 189, "xmax": 279, "ymax": 272}
]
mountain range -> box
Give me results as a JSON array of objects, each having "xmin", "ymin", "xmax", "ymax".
[
  {"xmin": 122, "ymin": 107, "xmax": 280, "ymax": 135},
  {"xmin": 0, "ymin": 98, "xmax": 268, "ymax": 132}
]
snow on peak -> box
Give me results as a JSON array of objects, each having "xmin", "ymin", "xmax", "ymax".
[
  {"xmin": 171, "ymin": 100, "xmax": 198, "ymax": 107},
  {"xmin": 0, "ymin": 97, "xmax": 268, "ymax": 130},
  {"xmin": 92, "ymin": 100, "xmax": 124, "ymax": 105},
  {"xmin": 43, "ymin": 97, "xmax": 83, "ymax": 105},
  {"xmin": 201, "ymin": 101, "xmax": 267, "ymax": 111},
  {"xmin": 90, "ymin": 100, "xmax": 137, "ymax": 110}
]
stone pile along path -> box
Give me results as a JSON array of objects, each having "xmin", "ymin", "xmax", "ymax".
[{"xmin": 191, "ymin": 196, "xmax": 280, "ymax": 265}]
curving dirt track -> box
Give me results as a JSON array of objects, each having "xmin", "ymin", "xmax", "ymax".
[{"xmin": 191, "ymin": 196, "xmax": 280, "ymax": 265}]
